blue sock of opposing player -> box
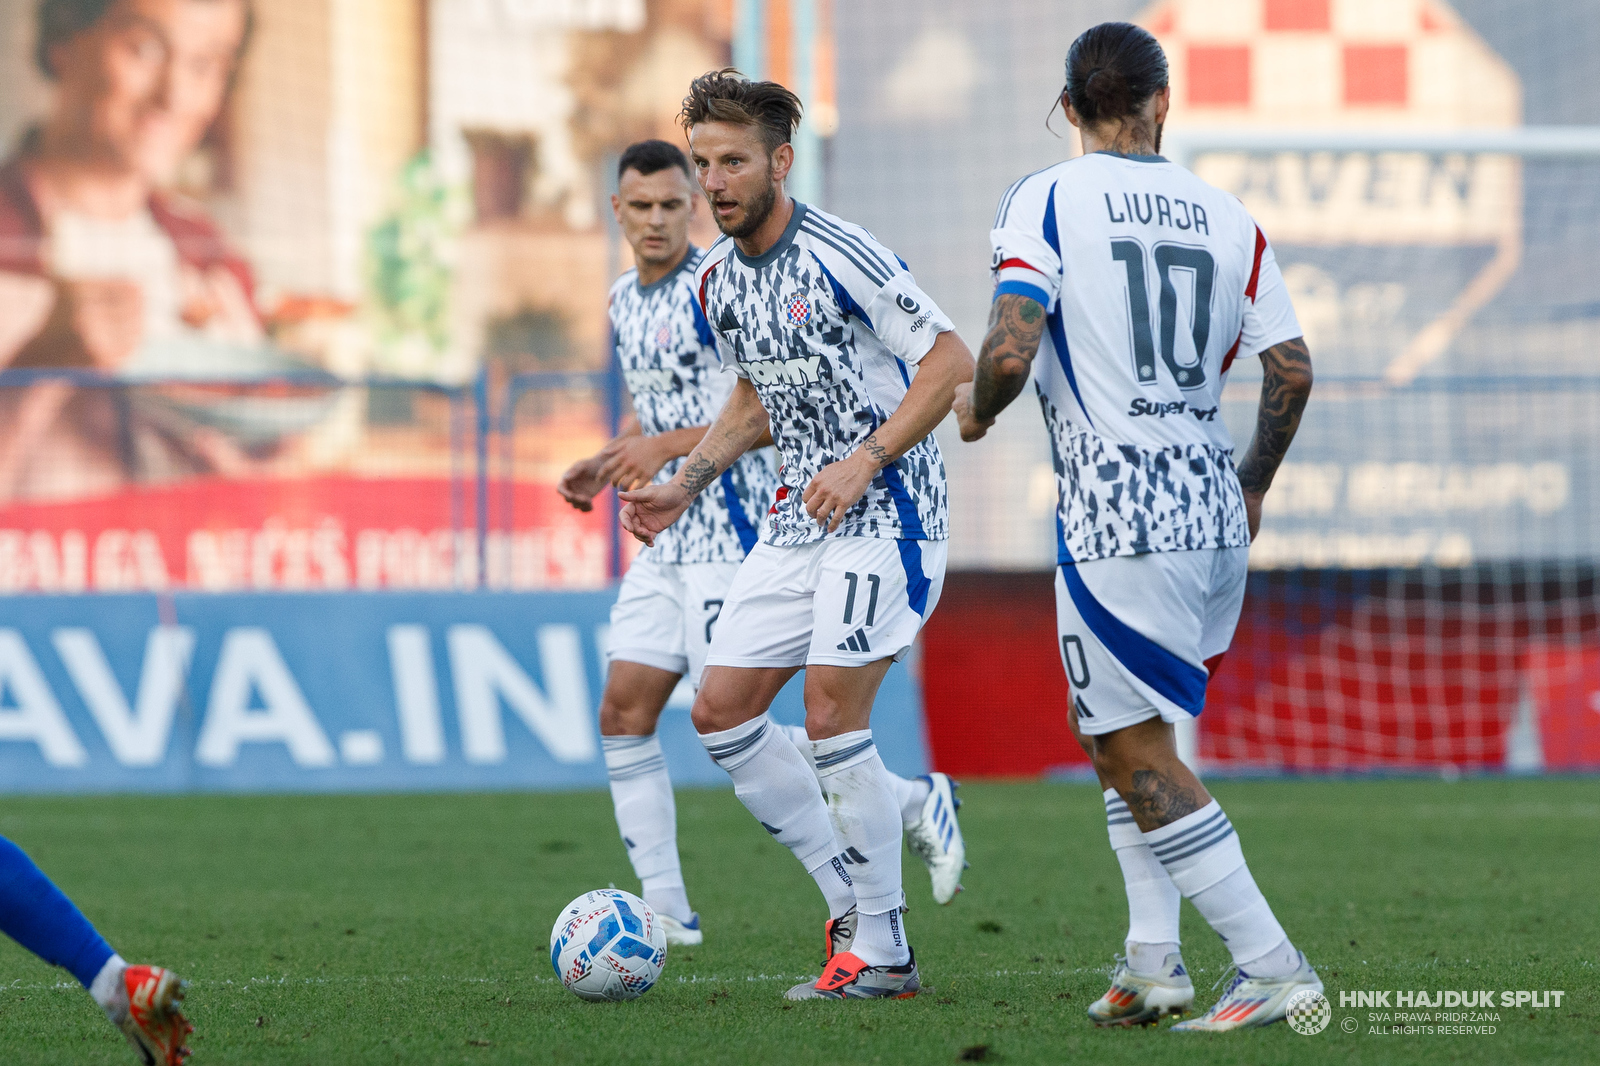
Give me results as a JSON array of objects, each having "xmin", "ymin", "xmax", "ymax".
[{"xmin": 0, "ymin": 837, "xmax": 117, "ymax": 988}]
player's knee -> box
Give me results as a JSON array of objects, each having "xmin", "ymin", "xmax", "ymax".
[
  {"xmin": 598, "ymin": 695, "xmax": 658, "ymax": 737},
  {"xmin": 690, "ymin": 688, "xmax": 739, "ymax": 735}
]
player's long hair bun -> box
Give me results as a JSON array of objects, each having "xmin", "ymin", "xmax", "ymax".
[{"xmin": 1065, "ymin": 22, "xmax": 1168, "ymax": 126}]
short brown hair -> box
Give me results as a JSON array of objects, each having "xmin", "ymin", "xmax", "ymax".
[{"xmin": 679, "ymin": 68, "xmax": 802, "ymax": 155}]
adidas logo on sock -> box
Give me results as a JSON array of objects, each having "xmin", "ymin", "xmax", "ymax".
[
  {"xmin": 838, "ymin": 846, "xmax": 870, "ymax": 865},
  {"xmin": 760, "ymin": 822, "xmax": 782, "ymax": 835},
  {"xmin": 837, "ymin": 628, "xmax": 871, "ymax": 653}
]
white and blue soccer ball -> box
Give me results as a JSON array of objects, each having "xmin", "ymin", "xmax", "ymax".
[{"xmin": 550, "ymin": 889, "xmax": 668, "ymax": 1002}]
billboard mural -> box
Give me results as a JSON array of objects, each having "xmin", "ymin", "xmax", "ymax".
[{"xmin": 0, "ymin": 591, "xmax": 928, "ymax": 792}]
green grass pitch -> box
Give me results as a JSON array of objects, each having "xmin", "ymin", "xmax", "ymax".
[{"xmin": 0, "ymin": 778, "xmax": 1594, "ymax": 1065}]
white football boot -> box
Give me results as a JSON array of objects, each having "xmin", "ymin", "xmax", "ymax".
[
  {"xmin": 660, "ymin": 912, "xmax": 703, "ymax": 947},
  {"xmin": 1087, "ymin": 952, "xmax": 1194, "ymax": 1027},
  {"xmin": 904, "ymin": 773, "xmax": 966, "ymax": 904},
  {"xmin": 1172, "ymin": 952, "xmax": 1324, "ymax": 1032}
]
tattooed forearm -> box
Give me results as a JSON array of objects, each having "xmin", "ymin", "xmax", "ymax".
[
  {"xmin": 1236, "ymin": 336, "xmax": 1314, "ymax": 496},
  {"xmin": 972, "ymin": 293, "xmax": 1046, "ymax": 422},
  {"xmin": 671, "ymin": 377, "xmax": 769, "ymax": 498},
  {"xmin": 1126, "ymin": 768, "xmax": 1204, "ymax": 827},
  {"xmin": 861, "ymin": 432, "xmax": 891, "ymax": 467},
  {"xmin": 679, "ymin": 455, "xmax": 717, "ymax": 495}
]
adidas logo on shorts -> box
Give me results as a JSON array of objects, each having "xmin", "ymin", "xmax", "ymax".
[{"xmin": 837, "ymin": 628, "xmax": 872, "ymax": 652}]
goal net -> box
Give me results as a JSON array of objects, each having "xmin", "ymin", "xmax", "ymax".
[{"xmin": 1172, "ymin": 128, "xmax": 1600, "ymax": 773}]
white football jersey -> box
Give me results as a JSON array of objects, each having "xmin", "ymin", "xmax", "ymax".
[
  {"xmin": 991, "ymin": 152, "xmax": 1302, "ymax": 563},
  {"xmin": 609, "ymin": 247, "xmax": 778, "ymax": 564},
  {"xmin": 696, "ymin": 202, "xmax": 955, "ymax": 546}
]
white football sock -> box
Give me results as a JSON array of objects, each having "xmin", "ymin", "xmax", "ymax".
[
  {"xmin": 851, "ymin": 907, "xmax": 908, "ymax": 969},
  {"xmin": 602, "ymin": 734, "xmax": 692, "ymax": 923},
  {"xmin": 1141, "ymin": 799, "xmax": 1294, "ymax": 974},
  {"xmin": 891, "ymin": 775, "xmax": 931, "ymax": 828},
  {"xmin": 811, "ymin": 730, "xmax": 908, "ymax": 966},
  {"xmin": 700, "ymin": 715, "xmax": 854, "ymax": 918},
  {"xmin": 780, "ymin": 722, "xmax": 928, "ymax": 830},
  {"xmin": 778, "ymin": 723, "xmax": 819, "ymax": 774},
  {"xmin": 88, "ymin": 953, "xmax": 128, "ymax": 1023},
  {"xmin": 1103, "ymin": 788, "xmax": 1181, "ymax": 973}
]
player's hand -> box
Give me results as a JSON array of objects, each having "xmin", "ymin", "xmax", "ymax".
[
  {"xmin": 1244, "ymin": 489, "xmax": 1265, "ymax": 541},
  {"xmin": 619, "ymin": 482, "xmax": 693, "ymax": 547},
  {"xmin": 597, "ymin": 434, "xmax": 670, "ymax": 492},
  {"xmin": 557, "ymin": 456, "xmax": 605, "ymax": 512},
  {"xmin": 803, "ymin": 452, "xmax": 877, "ymax": 533},
  {"xmin": 951, "ymin": 382, "xmax": 993, "ymax": 442}
]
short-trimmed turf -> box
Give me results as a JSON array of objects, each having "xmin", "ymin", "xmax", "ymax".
[{"xmin": 0, "ymin": 778, "xmax": 1593, "ymax": 1065}]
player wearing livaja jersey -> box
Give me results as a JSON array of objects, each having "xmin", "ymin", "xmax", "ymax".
[
  {"xmin": 622, "ymin": 71, "xmax": 974, "ymax": 1001},
  {"xmin": 954, "ymin": 24, "xmax": 1321, "ymax": 1032},
  {"xmin": 561, "ymin": 141, "xmax": 966, "ymax": 954}
]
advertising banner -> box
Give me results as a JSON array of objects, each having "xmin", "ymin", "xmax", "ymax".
[{"xmin": 0, "ymin": 590, "xmax": 930, "ymax": 793}]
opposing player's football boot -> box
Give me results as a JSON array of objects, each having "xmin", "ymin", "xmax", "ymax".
[
  {"xmin": 118, "ymin": 965, "xmax": 193, "ymax": 1065},
  {"xmin": 904, "ymin": 773, "xmax": 967, "ymax": 904},
  {"xmin": 1172, "ymin": 952, "xmax": 1323, "ymax": 1032},
  {"xmin": 784, "ymin": 950, "xmax": 922, "ymax": 1000},
  {"xmin": 1087, "ymin": 952, "xmax": 1194, "ymax": 1027},
  {"xmin": 661, "ymin": 912, "xmax": 703, "ymax": 947},
  {"xmin": 821, "ymin": 905, "xmax": 858, "ymax": 963}
]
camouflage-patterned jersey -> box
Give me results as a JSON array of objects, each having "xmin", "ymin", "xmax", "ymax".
[
  {"xmin": 694, "ymin": 203, "xmax": 954, "ymax": 546},
  {"xmin": 610, "ymin": 247, "xmax": 778, "ymax": 564},
  {"xmin": 989, "ymin": 153, "xmax": 1302, "ymax": 562}
]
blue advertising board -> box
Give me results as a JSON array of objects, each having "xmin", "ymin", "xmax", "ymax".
[{"xmin": 0, "ymin": 591, "xmax": 929, "ymax": 793}]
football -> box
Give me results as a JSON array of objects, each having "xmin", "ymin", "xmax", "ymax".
[{"xmin": 549, "ymin": 889, "xmax": 668, "ymax": 1002}]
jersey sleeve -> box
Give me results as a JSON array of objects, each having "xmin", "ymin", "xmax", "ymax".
[
  {"xmin": 805, "ymin": 221, "xmax": 954, "ymax": 365},
  {"xmin": 693, "ymin": 246, "xmax": 744, "ymax": 375},
  {"xmin": 1238, "ymin": 223, "xmax": 1303, "ymax": 359},
  {"xmin": 989, "ymin": 173, "xmax": 1063, "ymax": 312}
]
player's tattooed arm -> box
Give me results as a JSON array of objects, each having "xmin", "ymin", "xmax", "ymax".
[
  {"xmin": 1236, "ymin": 336, "xmax": 1314, "ymax": 539},
  {"xmin": 954, "ymin": 293, "xmax": 1047, "ymax": 441},
  {"xmin": 619, "ymin": 378, "xmax": 770, "ymax": 545}
]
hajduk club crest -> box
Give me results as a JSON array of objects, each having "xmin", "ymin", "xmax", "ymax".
[{"xmin": 785, "ymin": 295, "xmax": 812, "ymax": 327}]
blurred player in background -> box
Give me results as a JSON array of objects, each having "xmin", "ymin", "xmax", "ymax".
[
  {"xmin": 619, "ymin": 70, "xmax": 973, "ymax": 1001},
  {"xmin": 559, "ymin": 139, "xmax": 966, "ymax": 948},
  {"xmin": 954, "ymin": 23, "xmax": 1319, "ymax": 1031},
  {"xmin": 0, "ymin": 0, "xmax": 261, "ymax": 502},
  {"xmin": 0, "ymin": 837, "xmax": 191, "ymax": 1062}
]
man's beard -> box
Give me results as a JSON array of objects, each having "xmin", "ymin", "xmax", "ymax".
[{"xmin": 716, "ymin": 179, "xmax": 778, "ymax": 240}]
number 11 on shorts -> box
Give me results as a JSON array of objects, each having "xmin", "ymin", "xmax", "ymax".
[{"xmin": 843, "ymin": 572, "xmax": 880, "ymax": 626}]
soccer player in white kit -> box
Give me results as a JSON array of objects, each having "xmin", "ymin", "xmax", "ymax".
[
  {"xmin": 561, "ymin": 140, "xmax": 968, "ymax": 951},
  {"xmin": 620, "ymin": 71, "xmax": 974, "ymax": 1000},
  {"xmin": 954, "ymin": 23, "xmax": 1320, "ymax": 1031}
]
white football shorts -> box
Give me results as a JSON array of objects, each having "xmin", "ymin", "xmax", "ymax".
[
  {"xmin": 704, "ymin": 537, "xmax": 948, "ymax": 669},
  {"xmin": 607, "ymin": 555, "xmax": 744, "ymax": 687},
  {"xmin": 1056, "ymin": 546, "xmax": 1249, "ymax": 736}
]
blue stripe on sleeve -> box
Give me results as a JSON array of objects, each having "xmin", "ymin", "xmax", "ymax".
[
  {"xmin": 1059, "ymin": 563, "xmax": 1208, "ymax": 715},
  {"xmin": 994, "ymin": 280, "xmax": 1050, "ymax": 307}
]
